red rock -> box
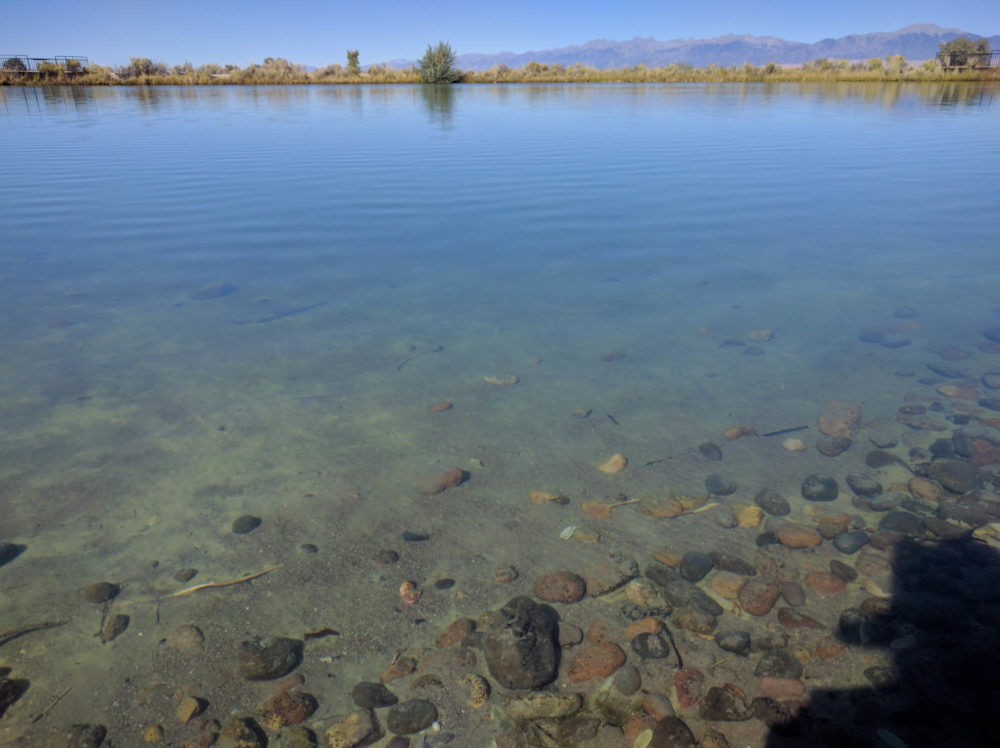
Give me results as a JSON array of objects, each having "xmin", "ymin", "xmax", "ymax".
[
  {"xmin": 777, "ymin": 523, "xmax": 822, "ymax": 549},
  {"xmin": 805, "ymin": 572, "xmax": 847, "ymax": 597},
  {"xmin": 738, "ymin": 576, "xmax": 782, "ymax": 616},
  {"xmin": 566, "ymin": 641, "xmax": 626, "ymax": 682},
  {"xmin": 585, "ymin": 622, "xmax": 609, "ymax": 644},
  {"xmin": 428, "ymin": 401, "xmax": 453, "ymax": 412},
  {"xmin": 818, "ymin": 401, "xmax": 861, "ymax": 439},
  {"xmin": 757, "ymin": 678, "xmax": 805, "ymax": 700},
  {"xmin": 435, "ymin": 618, "xmax": 476, "ymax": 648},
  {"xmin": 674, "ymin": 669, "xmax": 705, "ymax": 709},
  {"xmin": 419, "ymin": 467, "xmax": 468, "ymax": 495},
  {"xmin": 533, "ymin": 571, "xmax": 587, "ymax": 603}
]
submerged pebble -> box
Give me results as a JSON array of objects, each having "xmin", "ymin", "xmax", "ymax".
[
  {"xmin": 232, "ymin": 515, "xmax": 262, "ymax": 534},
  {"xmin": 84, "ymin": 582, "xmax": 118, "ymax": 604}
]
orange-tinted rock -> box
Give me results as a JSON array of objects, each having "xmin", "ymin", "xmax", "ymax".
[
  {"xmin": 818, "ymin": 401, "xmax": 861, "ymax": 439},
  {"xmin": 777, "ymin": 608, "xmax": 824, "ymax": 630},
  {"xmin": 815, "ymin": 638, "xmax": 846, "ymax": 660},
  {"xmin": 723, "ymin": 425, "xmax": 756, "ymax": 440},
  {"xmin": 258, "ymin": 691, "xmax": 318, "ymax": 729},
  {"xmin": 969, "ymin": 438, "xmax": 1000, "ymax": 466},
  {"xmin": 624, "ymin": 713, "xmax": 657, "ymax": 744},
  {"xmin": 625, "ymin": 617, "xmax": 662, "ymax": 642},
  {"xmin": 567, "ymin": 641, "xmax": 626, "ymax": 682},
  {"xmin": 419, "ymin": 467, "xmax": 468, "ymax": 495},
  {"xmin": 436, "ymin": 618, "xmax": 476, "ymax": 648},
  {"xmin": 428, "ymin": 401, "xmax": 453, "ymax": 412},
  {"xmin": 908, "ymin": 477, "xmax": 943, "ymax": 503},
  {"xmin": 585, "ymin": 622, "xmax": 609, "ymax": 644},
  {"xmin": 805, "ymin": 572, "xmax": 847, "ymax": 597},
  {"xmin": 641, "ymin": 692, "xmax": 674, "ymax": 721},
  {"xmin": 274, "ymin": 673, "xmax": 306, "ymax": 695},
  {"xmin": 709, "ymin": 571, "xmax": 747, "ymax": 600},
  {"xmin": 937, "ymin": 383, "xmax": 979, "ymax": 401},
  {"xmin": 597, "ymin": 453, "xmax": 628, "ymax": 474},
  {"xmin": 776, "ymin": 523, "xmax": 822, "ymax": 549},
  {"xmin": 533, "ymin": 571, "xmax": 586, "ymax": 603},
  {"xmin": 674, "ymin": 668, "xmax": 705, "ymax": 709},
  {"xmin": 530, "ymin": 490, "xmax": 568, "ymax": 505},
  {"xmin": 738, "ymin": 576, "xmax": 782, "ymax": 616},
  {"xmin": 380, "ymin": 656, "xmax": 417, "ymax": 683},
  {"xmin": 639, "ymin": 496, "xmax": 684, "ymax": 519},
  {"xmin": 757, "ymin": 678, "xmax": 804, "ymax": 700}
]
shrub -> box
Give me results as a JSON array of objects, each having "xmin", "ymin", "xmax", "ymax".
[
  {"xmin": 418, "ymin": 41, "xmax": 462, "ymax": 83},
  {"xmin": 2, "ymin": 56, "xmax": 27, "ymax": 71},
  {"xmin": 346, "ymin": 50, "xmax": 360, "ymax": 75}
]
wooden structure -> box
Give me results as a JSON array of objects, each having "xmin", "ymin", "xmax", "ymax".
[
  {"xmin": 0, "ymin": 55, "xmax": 89, "ymax": 75},
  {"xmin": 938, "ymin": 50, "xmax": 1000, "ymax": 71}
]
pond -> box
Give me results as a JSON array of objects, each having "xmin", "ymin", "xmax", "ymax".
[{"xmin": 1, "ymin": 82, "xmax": 999, "ymax": 746}]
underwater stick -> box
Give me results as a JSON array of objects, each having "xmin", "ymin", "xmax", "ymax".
[
  {"xmin": 163, "ymin": 564, "xmax": 283, "ymax": 598},
  {"xmin": 0, "ymin": 621, "xmax": 66, "ymax": 647}
]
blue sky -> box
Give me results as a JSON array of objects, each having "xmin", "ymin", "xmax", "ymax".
[{"xmin": 3, "ymin": 0, "xmax": 997, "ymax": 67}]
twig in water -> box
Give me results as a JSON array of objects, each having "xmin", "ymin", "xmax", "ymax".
[
  {"xmin": 163, "ymin": 565, "xmax": 283, "ymax": 598},
  {"xmin": 0, "ymin": 621, "xmax": 66, "ymax": 647},
  {"xmin": 30, "ymin": 686, "xmax": 71, "ymax": 724}
]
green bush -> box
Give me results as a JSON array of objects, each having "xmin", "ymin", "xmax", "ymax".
[
  {"xmin": 3, "ymin": 56, "xmax": 27, "ymax": 71},
  {"xmin": 346, "ymin": 50, "xmax": 360, "ymax": 75},
  {"xmin": 418, "ymin": 41, "xmax": 462, "ymax": 83}
]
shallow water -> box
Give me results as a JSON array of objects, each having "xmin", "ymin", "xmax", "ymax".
[{"xmin": 1, "ymin": 82, "xmax": 999, "ymax": 744}]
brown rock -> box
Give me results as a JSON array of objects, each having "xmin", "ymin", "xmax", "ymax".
[
  {"xmin": 533, "ymin": 571, "xmax": 586, "ymax": 603},
  {"xmin": 909, "ymin": 477, "xmax": 943, "ymax": 503},
  {"xmin": 176, "ymin": 696, "xmax": 203, "ymax": 724},
  {"xmin": 624, "ymin": 713, "xmax": 657, "ymax": 744},
  {"xmin": 428, "ymin": 401, "xmax": 452, "ymax": 413},
  {"xmin": 597, "ymin": 453, "xmax": 628, "ymax": 474},
  {"xmin": 258, "ymin": 691, "xmax": 318, "ymax": 730},
  {"xmin": 625, "ymin": 617, "xmax": 663, "ymax": 642},
  {"xmin": 757, "ymin": 678, "xmax": 805, "ymax": 700},
  {"xmin": 529, "ymin": 490, "xmax": 568, "ymax": 505},
  {"xmin": 777, "ymin": 608, "xmax": 824, "ymax": 630},
  {"xmin": 818, "ymin": 401, "xmax": 861, "ymax": 439},
  {"xmin": 738, "ymin": 576, "xmax": 782, "ymax": 616},
  {"xmin": 642, "ymin": 692, "xmax": 674, "ymax": 721},
  {"xmin": 937, "ymin": 383, "xmax": 979, "ymax": 401},
  {"xmin": 436, "ymin": 618, "xmax": 476, "ymax": 648},
  {"xmin": 381, "ymin": 656, "xmax": 417, "ymax": 683},
  {"xmin": 723, "ymin": 425, "xmax": 756, "ymax": 440},
  {"xmin": 776, "ymin": 523, "xmax": 822, "ymax": 549},
  {"xmin": 558, "ymin": 622, "xmax": 583, "ymax": 647},
  {"xmin": 816, "ymin": 436, "xmax": 851, "ymax": 457},
  {"xmin": 639, "ymin": 496, "xmax": 685, "ymax": 519},
  {"xmin": 816, "ymin": 513, "xmax": 852, "ymax": 539},
  {"xmin": 805, "ymin": 572, "xmax": 847, "ymax": 597},
  {"xmin": 699, "ymin": 728, "xmax": 734, "ymax": 748},
  {"xmin": 969, "ymin": 438, "xmax": 1000, "ymax": 466},
  {"xmin": 709, "ymin": 572, "xmax": 746, "ymax": 600},
  {"xmin": 815, "ymin": 638, "xmax": 846, "ymax": 660},
  {"xmin": 674, "ymin": 669, "xmax": 705, "ymax": 709},
  {"xmin": 166, "ymin": 624, "xmax": 205, "ymax": 655},
  {"xmin": 324, "ymin": 710, "xmax": 379, "ymax": 748},
  {"xmin": 566, "ymin": 641, "xmax": 626, "ymax": 682},
  {"xmin": 672, "ymin": 607, "xmax": 717, "ymax": 634},
  {"xmin": 419, "ymin": 468, "xmax": 468, "ymax": 495},
  {"xmin": 650, "ymin": 717, "xmax": 697, "ymax": 748}
]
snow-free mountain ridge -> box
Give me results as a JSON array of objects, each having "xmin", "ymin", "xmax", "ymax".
[{"xmin": 388, "ymin": 24, "xmax": 998, "ymax": 70}]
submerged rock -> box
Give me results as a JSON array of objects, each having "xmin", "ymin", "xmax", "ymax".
[
  {"xmin": 483, "ymin": 597, "xmax": 560, "ymax": 690},
  {"xmin": 801, "ymin": 474, "xmax": 838, "ymax": 501},
  {"xmin": 237, "ymin": 637, "xmax": 303, "ymax": 681}
]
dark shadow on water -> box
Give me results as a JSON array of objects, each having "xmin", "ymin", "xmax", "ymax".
[{"xmin": 765, "ymin": 536, "xmax": 1000, "ymax": 747}]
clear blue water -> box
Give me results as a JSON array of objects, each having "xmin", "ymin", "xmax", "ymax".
[{"xmin": 1, "ymin": 82, "xmax": 999, "ymax": 741}]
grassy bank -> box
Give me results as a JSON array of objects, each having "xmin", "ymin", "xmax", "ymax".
[{"xmin": 4, "ymin": 55, "xmax": 998, "ymax": 86}]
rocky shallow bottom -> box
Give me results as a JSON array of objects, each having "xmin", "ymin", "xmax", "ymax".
[{"xmin": 5, "ymin": 328, "xmax": 1000, "ymax": 748}]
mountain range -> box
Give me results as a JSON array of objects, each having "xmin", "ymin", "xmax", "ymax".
[{"xmin": 388, "ymin": 24, "xmax": 999, "ymax": 70}]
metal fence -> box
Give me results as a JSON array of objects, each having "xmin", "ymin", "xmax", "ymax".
[
  {"xmin": 937, "ymin": 50, "xmax": 1000, "ymax": 70},
  {"xmin": 0, "ymin": 55, "xmax": 90, "ymax": 74}
]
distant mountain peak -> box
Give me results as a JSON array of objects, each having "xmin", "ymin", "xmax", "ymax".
[{"xmin": 391, "ymin": 24, "xmax": 998, "ymax": 71}]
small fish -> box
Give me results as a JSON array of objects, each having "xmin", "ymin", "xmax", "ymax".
[{"xmin": 399, "ymin": 581, "xmax": 421, "ymax": 605}]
